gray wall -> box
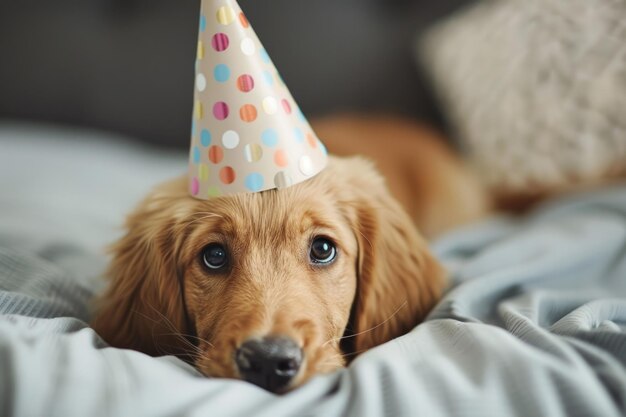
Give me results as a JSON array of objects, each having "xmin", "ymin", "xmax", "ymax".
[{"xmin": 0, "ymin": 0, "xmax": 470, "ymax": 147}]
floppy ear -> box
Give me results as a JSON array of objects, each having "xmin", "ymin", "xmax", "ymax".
[
  {"xmin": 334, "ymin": 157, "xmax": 447, "ymax": 356},
  {"xmin": 91, "ymin": 177, "xmax": 195, "ymax": 358}
]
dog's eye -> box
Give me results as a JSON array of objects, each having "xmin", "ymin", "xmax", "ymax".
[
  {"xmin": 202, "ymin": 244, "xmax": 228, "ymax": 270},
  {"xmin": 310, "ymin": 237, "xmax": 337, "ymax": 265}
]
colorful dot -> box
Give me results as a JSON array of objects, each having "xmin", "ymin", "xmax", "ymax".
[
  {"xmin": 200, "ymin": 129, "xmax": 212, "ymax": 147},
  {"xmin": 193, "ymin": 147, "xmax": 201, "ymax": 164},
  {"xmin": 194, "ymin": 101, "xmax": 203, "ymax": 120},
  {"xmin": 212, "ymin": 33, "xmax": 230, "ymax": 52},
  {"xmin": 240, "ymin": 104, "xmax": 258, "ymax": 122},
  {"xmin": 198, "ymin": 164, "xmax": 209, "ymax": 181},
  {"xmin": 197, "ymin": 41, "xmax": 204, "ymax": 60},
  {"xmin": 262, "ymin": 97, "xmax": 278, "ymax": 115},
  {"xmin": 199, "ymin": 15, "xmax": 207, "ymax": 32},
  {"xmin": 262, "ymin": 129, "xmax": 279, "ymax": 147},
  {"xmin": 281, "ymin": 99, "xmax": 292, "ymax": 114},
  {"xmin": 216, "ymin": 6, "xmax": 236, "ymax": 25},
  {"xmin": 241, "ymin": 38, "xmax": 256, "ymax": 55},
  {"xmin": 245, "ymin": 173, "xmax": 264, "ymax": 192},
  {"xmin": 222, "ymin": 130, "xmax": 240, "ymax": 149},
  {"xmin": 294, "ymin": 128, "xmax": 305, "ymax": 143},
  {"xmin": 219, "ymin": 166, "xmax": 236, "ymax": 185},
  {"xmin": 274, "ymin": 172, "xmax": 293, "ymax": 189},
  {"xmin": 191, "ymin": 177, "xmax": 200, "ymax": 195},
  {"xmin": 260, "ymin": 49, "xmax": 271, "ymax": 64},
  {"xmin": 297, "ymin": 107, "xmax": 306, "ymax": 122},
  {"xmin": 207, "ymin": 186, "xmax": 222, "ymax": 198},
  {"xmin": 263, "ymin": 71, "xmax": 274, "ymax": 86},
  {"xmin": 239, "ymin": 12, "xmax": 250, "ymax": 28},
  {"xmin": 196, "ymin": 73, "xmax": 207, "ymax": 92},
  {"xmin": 244, "ymin": 144, "xmax": 263, "ymax": 162},
  {"xmin": 208, "ymin": 146, "xmax": 224, "ymax": 164},
  {"xmin": 213, "ymin": 101, "xmax": 229, "ymax": 120},
  {"xmin": 214, "ymin": 64, "xmax": 231, "ymax": 83},
  {"xmin": 299, "ymin": 156, "xmax": 315, "ymax": 176},
  {"xmin": 274, "ymin": 150, "xmax": 288, "ymax": 168},
  {"xmin": 237, "ymin": 74, "xmax": 255, "ymax": 93},
  {"xmin": 307, "ymin": 133, "xmax": 317, "ymax": 148}
]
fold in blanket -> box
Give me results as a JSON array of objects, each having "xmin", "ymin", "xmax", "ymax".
[{"xmin": 1, "ymin": 125, "xmax": 626, "ymax": 417}]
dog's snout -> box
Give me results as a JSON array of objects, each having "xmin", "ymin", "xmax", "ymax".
[{"xmin": 235, "ymin": 336, "xmax": 303, "ymax": 393}]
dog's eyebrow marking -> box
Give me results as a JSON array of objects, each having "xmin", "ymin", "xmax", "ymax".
[
  {"xmin": 298, "ymin": 210, "xmax": 338, "ymax": 235},
  {"xmin": 181, "ymin": 212, "xmax": 224, "ymax": 228}
]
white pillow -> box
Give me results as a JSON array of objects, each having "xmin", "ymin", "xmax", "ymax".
[{"xmin": 420, "ymin": 0, "xmax": 626, "ymax": 193}]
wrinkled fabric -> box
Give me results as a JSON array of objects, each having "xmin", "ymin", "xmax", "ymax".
[{"xmin": 1, "ymin": 123, "xmax": 625, "ymax": 417}]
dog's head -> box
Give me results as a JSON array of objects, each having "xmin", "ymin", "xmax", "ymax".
[{"xmin": 92, "ymin": 156, "xmax": 445, "ymax": 393}]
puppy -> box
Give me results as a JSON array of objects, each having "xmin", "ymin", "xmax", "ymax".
[{"xmin": 92, "ymin": 115, "xmax": 488, "ymax": 393}]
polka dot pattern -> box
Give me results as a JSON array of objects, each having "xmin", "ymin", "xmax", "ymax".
[
  {"xmin": 194, "ymin": 101, "xmax": 203, "ymax": 120},
  {"xmin": 294, "ymin": 128, "xmax": 305, "ymax": 143},
  {"xmin": 213, "ymin": 102, "xmax": 229, "ymax": 120},
  {"xmin": 189, "ymin": 0, "xmax": 328, "ymax": 199},
  {"xmin": 199, "ymin": 164, "xmax": 209, "ymax": 181},
  {"xmin": 262, "ymin": 129, "xmax": 279, "ymax": 147},
  {"xmin": 260, "ymin": 49, "xmax": 271, "ymax": 64},
  {"xmin": 239, "ymin": 12, "xmax": 250, "ymax": 28},
  {"xmin": 245, "ymin": 173, "xmax": 264, "ymax": 192},
  {"xmin": 222, "ymin": 130, "xmax": 240, "ymax": 149},
  {"xmin": 240, "ymin": 104, "xmax": 258, "ymax": 122},
  {"xmin": 274, "ymin": 150, "xmax": 288, "ymax": 168},
  {"xmin": 197, "ymin": 41, "xmax": 204, "ymax": 60},
  {"xmin": 200, "ymin": 129, "xmax": 211, "ymax": 148},
  {"xmin": 220, "ymin": 166, "xmax": 236, "ymax": 184},
  {"xmin": 212, "ymin": 33, "xmax": 229, "ymax": 52},
  {"xmin": 241, "ymin": 38, "xmax": 256, "ymax": 55},
  {"xmin": 299, "ymin": 156, "xmax": 315, "ymax": 176},
  {"xmin": 274, "ymin": 172, "xmax": 293, "ymax": 189},
  {"xmin": 216, "ymin": 6, "xmax": 236, "ymax": 25},
  {"xmin": 263, "ymin": 71, "xmax": 274, "ymax": 86},
  {"xmin": 244, "ymin": 144, "xmax": 263, "ymax": 162},
  {"xmin": 281, "ymin": 99, "xmax": 292, "ymax": 114},
  {"xmin": 237, "ymin": 74, "xmax": 255, "ymax": 92},
  {"xmin": 262, "ymin": 97, "xmax": 278, "ymax": 115},
  {"xmin": 207, "ymin": 186, "xmax": 221, "ymax": 198},
  {"xmin": 214, "ymin": 64, "xmax": 231, "ymax": 83},
  {"xmin": 196, "ymin": 73, "xmax": 207, "ymax": 92},
  {"xmin": 208, "ymin": 146, "xmax": 224, "ymax": 164},
  {"xmin": 191, "ymin": 177, "xmax": 200, "ymax": 195}
]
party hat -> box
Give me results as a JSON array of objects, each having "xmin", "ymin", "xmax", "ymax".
[{"xmin": 189, "ymin": 0, "xmax": 328, "ymax": 199}]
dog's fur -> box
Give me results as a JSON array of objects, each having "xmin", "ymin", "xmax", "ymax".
[{"xmin": 91, "ymin": 115, "xmax": 488, "ymax": 389}]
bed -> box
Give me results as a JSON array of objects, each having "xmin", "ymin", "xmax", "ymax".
[{"xmin": 1, "ymin": 122, "xmax": 625, "ymax": 417}]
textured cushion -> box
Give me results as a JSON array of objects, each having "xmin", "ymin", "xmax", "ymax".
[{"xmin": 421, "ymin": 0, "xmax": 626, "ymax": 193}]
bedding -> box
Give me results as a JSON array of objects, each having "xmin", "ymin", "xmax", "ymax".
[{"xmin": 1, "ymin": 122, "xmax": 626, "ymax": 417}]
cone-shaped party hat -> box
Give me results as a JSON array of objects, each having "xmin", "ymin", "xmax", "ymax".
[{"xmin": 189, "ymin": 0, "xmax": 328, "ymax": 199}]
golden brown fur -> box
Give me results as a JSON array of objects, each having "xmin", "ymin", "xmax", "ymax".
[{"xmin": 92, "ymin": 115, "xmax": 487, "ymax": 390}]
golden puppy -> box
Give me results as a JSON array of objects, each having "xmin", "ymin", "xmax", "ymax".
[{"xmin": 92, "ymin": 115, "xmax": 488, "ymax": 393}]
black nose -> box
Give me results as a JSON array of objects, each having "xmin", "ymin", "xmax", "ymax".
[{"xmin": 235, "ymin": 336, "xmax": 303, "ymax": 393}]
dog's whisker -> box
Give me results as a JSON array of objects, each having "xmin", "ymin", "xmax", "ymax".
[
  {"xmin": 134, "ymin": 306, "xmax": 211, "ymax": 359},
  {"xmin": 322, "ymin": 301, "xmax": 408, "ymax": 347}
]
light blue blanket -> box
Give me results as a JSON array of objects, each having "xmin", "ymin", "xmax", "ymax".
[{"xmin": 1, "ymin": 123, "xmax": 625, "ymax": 417}]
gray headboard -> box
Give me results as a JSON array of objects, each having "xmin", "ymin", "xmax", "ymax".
[{"xmin": 0, "ymin": 0, "xmax": 469, "ymax": 147}]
